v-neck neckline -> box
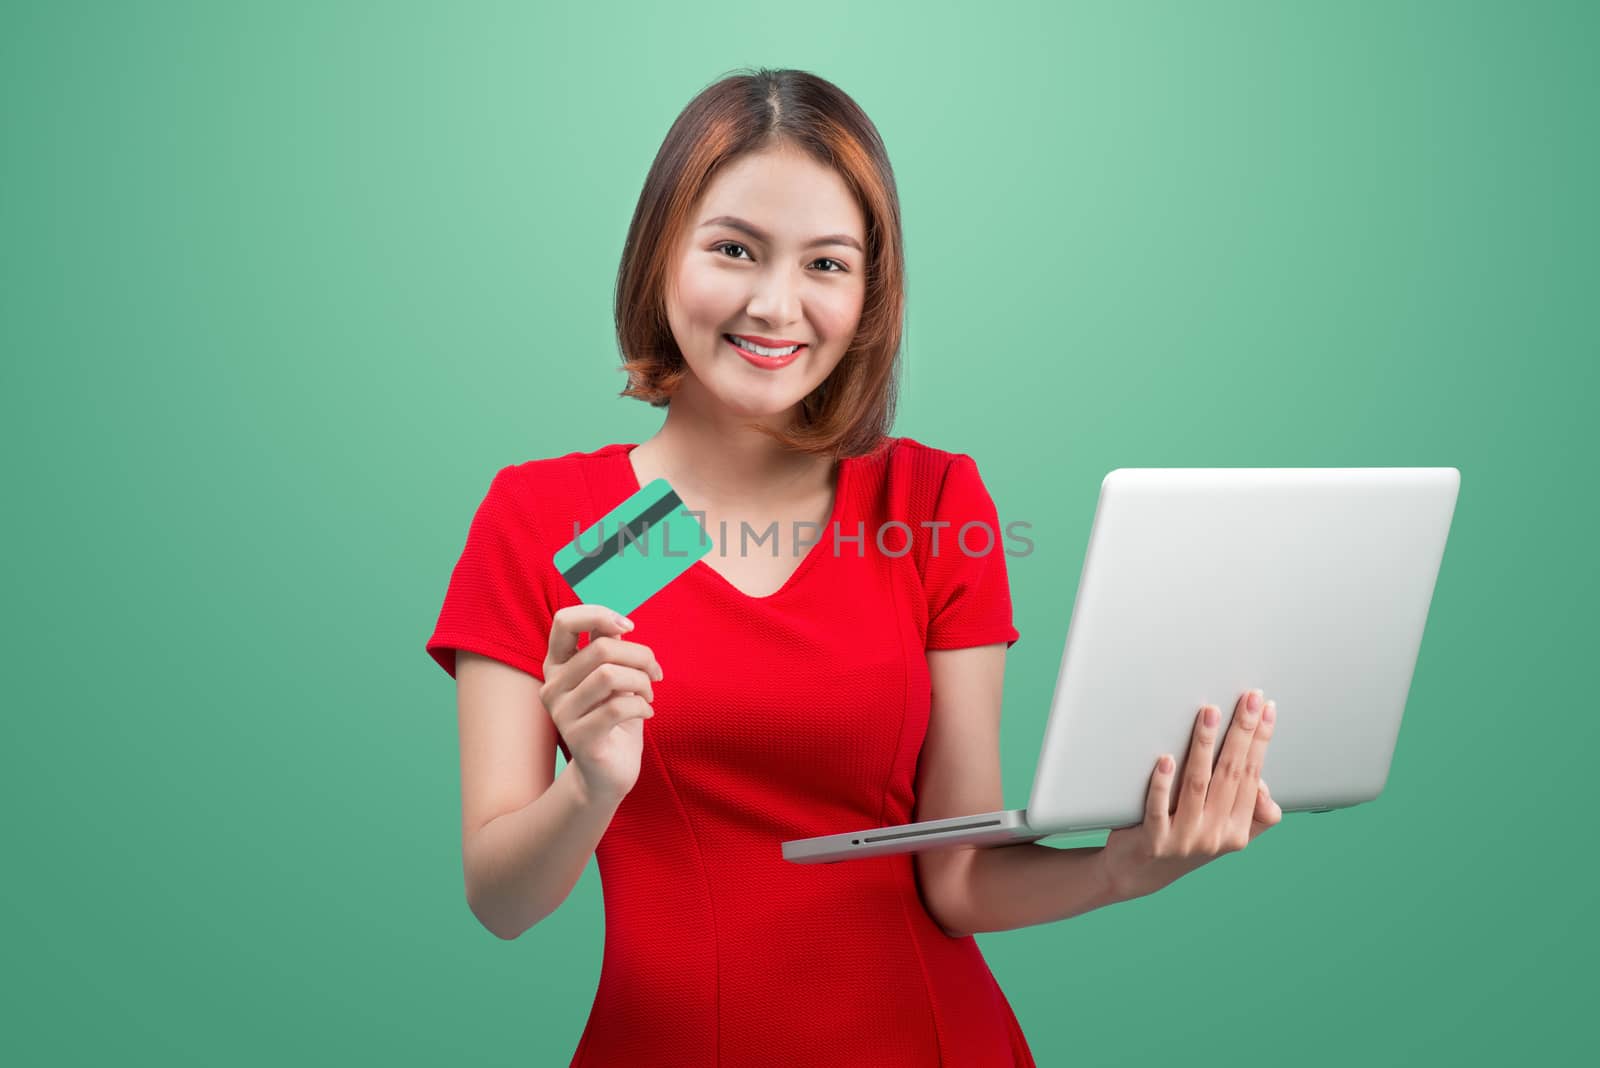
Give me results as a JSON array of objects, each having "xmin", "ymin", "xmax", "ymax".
[{"xmin": 615, "ymin": 441, "xmax": 851, "ymax": 603}]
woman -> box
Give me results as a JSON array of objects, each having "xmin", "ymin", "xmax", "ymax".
[{"xmin": 426, "ymin": 67, "xmax": 1283, "ymax": 1068}]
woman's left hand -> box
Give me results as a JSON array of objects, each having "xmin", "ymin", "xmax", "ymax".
[{"xmin": 1097, "ymin": 688, "xmax": 1285, "ymax": 903}]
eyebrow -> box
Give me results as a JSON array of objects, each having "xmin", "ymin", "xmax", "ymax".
[{"xmin": 698, "ymin": 215, "xmax": 864, "ymax": 253}]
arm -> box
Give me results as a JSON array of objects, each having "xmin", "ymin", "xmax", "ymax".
[
  {"xmin": 457, "ymin": 650, "xmax": 620, "ymax": 940},
  {"xmin": 914, "ymin": 644, "xmax": 1127, "ymax": 939}
]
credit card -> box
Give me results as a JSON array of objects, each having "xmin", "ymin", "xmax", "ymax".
[{"xmin": 551, "ymin": 477, "xmax": 713, "ymax": 619}]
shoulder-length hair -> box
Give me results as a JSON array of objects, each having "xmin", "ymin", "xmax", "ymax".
[{"xmin": 614, "ymin": 67, "xmax": 905, "ymax": 461}]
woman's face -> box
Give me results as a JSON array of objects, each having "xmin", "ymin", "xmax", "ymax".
[{"xmin": 664, "ymin": 144, "xmax": 868, "ymax": 421}]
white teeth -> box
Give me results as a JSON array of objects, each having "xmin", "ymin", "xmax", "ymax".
[{"xmin": 729, "ymin": 335, "xmax": 801, "ymax": 357}]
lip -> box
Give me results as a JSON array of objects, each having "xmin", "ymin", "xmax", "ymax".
[
  {"xmin": 726, "ymin": 334, "xmax": 805, "ymax": 370},
  {"xmin": 726, "ymin": 333, "xmax": 806, "ymax": 348}
]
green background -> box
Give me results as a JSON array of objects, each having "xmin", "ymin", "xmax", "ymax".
[{"xmin": 5, "ymin": 1, "xmax": 1593, "ymax": 1064}]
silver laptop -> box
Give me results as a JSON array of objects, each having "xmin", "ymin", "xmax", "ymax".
[{"xmin": 782, "ymin": 466, "xmax": 1461, "ymax": 864}]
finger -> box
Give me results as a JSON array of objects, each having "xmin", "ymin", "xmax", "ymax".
[
  {"xmin": 1172, "ymin": 704, "xmax": 1222, "ymax": 838},
  {"xmin": 547, "ymin": 658, "xmax": 652, "ymax": 735},
  {"xmin": 599, "ymin": 693, "xmax": 655, "ymax": 727},
  {"xmin": 571, "ymin": 660, "xmax": 656, "ymax": 721},
  {"xmin": 547, "ymin": 604, "xmax": 635, "ymax": 667},
  {"xmin": 1252, "ymin": 782, "xmax": 1270, "ymax": 824},
  {"xmin": 577, "ymin": 634, "xmax": 664, "ymax": 683},
  {"xmin": 1205, "ymin": 690, "xmax": 1263, "ymax": 825},
  {"xmin": 568, "ymin": 695, "xmax": 654, "ymax": 751},
  {"xmin": 1145, "ymin": 754, "xmax": 1176, "ymax": 834},
  {"xmin": 1249, "ymin": 781, "xmax": 1283, "ymax": 840},
  {"xmin": 1227, "ymin": 697, "xmax": 1275, "ymax": 830}
]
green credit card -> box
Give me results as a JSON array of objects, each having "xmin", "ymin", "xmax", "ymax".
[{"xmin": 550, "ymin": 477, "xmax": 713, "ymax": 618}]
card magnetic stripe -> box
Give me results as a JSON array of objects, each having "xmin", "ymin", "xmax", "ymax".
[{"xmin": 559, "ymin": 485, "xmax": 685, "ymax": 587}]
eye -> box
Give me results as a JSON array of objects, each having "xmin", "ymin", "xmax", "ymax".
[{"xmin": 713, "ymin": 241, "xmax": 849, "ymax": 273}]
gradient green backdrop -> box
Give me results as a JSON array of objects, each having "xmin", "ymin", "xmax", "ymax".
[{"xmin": 6, "ymin": 1, "xmax": 1594, "ymax": 1064}]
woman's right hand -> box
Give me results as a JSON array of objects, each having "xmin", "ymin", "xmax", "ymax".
[{"xmin": 539, "ymin": 604, "xmax": 664, "ymax": 810}]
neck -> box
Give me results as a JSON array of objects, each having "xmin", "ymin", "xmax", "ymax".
[{"xmin": 640, "ymin": 392, "xmax": 832, "ymax": 507}]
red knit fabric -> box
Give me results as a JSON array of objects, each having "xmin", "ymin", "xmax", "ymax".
[{"xmin": 426, "ymin": 436, "xmax": 1031, "ymax": 1067}]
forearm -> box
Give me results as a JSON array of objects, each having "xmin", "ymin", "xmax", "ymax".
[
  {"xmin": 463, "ymin": 763, "xmax": 620, "ymax": 940},
  {"xmin": 943, "ymin": 842, "xmax": 1127, "ymax": 938}
]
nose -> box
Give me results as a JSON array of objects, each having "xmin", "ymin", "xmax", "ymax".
[{"xmin": 744, "ymin": 269, "xmax": 803, "ymax": 330}]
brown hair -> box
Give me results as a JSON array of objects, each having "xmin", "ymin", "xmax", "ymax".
[{"xmin": 614, "ymin": 67, "xmax": 905, "ymax": 461}]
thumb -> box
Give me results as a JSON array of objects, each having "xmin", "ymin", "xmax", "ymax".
[{"xmin": 1250, "ymin": 781, "xmax": 1281, "ymax": 835}]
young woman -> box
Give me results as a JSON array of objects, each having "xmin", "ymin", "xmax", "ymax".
[{"xmin": 426, "ymin": 67, "xmax": 1282, "ymax": 1068}]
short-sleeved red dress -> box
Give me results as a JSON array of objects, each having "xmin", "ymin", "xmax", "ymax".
[{"xmin": 426, "ymin": 435, "xmax": 1033, "ymax": 1067}]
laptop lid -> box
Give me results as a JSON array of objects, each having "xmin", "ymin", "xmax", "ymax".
[{"xmin": 1023, "ymin": 466, "xmax": 1460, "ymax": 835}]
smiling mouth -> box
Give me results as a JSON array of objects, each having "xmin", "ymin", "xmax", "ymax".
[{"xmin": 724, "ymin": 334, "xmax": 806, "ymax": 358}]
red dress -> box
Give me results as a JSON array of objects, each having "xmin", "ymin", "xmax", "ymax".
[{"xmin": 426, "ymin": 435, "xmax": 1033, "ymax": 1067}]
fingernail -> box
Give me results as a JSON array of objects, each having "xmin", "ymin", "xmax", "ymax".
[
  {"xmin": 1263, "ymin": 700, "xmax": 1276, "ymax": 723},
  {"xmin": 616, "ymin": 615, "xmax": 634, "ymax": 630},
  {"xmin": 1204, "ymin": 706, "xmax": 1219, "ymax": 727}
]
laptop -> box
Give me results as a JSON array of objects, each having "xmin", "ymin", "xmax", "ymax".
[{"xmin": 781, "ymin": 466, "xmax": 1461, "ymax": 864}]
